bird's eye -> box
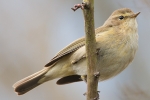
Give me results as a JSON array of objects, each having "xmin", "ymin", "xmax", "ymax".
[{"xmin": 119, "ymin": 16, "xmax": 124, "ymax": 20}]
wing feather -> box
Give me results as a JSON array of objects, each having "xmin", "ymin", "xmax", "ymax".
[
  {"xmin": 45, "ymin": 37, "xmax": 85, "ymax": 67},
  {"xmin": 45, "ymin": 26, "xmax": 107, "ymax": 67}
]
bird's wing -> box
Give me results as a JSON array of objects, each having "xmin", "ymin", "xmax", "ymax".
[
  {"xmin": 45, "ymin": 37, "xmax": 85, "ymax": 67},
  {"xmin": 45, "ymin": 26, "xmax": 107, "ymax": 67}
]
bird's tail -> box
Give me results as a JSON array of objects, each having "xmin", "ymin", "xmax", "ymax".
[{"xmin": 13, "ymin": 67, "xmax": 49, "ymax": 95}]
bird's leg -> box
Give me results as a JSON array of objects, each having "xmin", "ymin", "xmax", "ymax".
[
  {"xmin": 80, "ymin": 48, "xmax": 100, "ymax": 81},
  {"xmin": 81, "ymin": 75, "xmax": 87, "ymax": 83},
  {"xmin": 81, "ymin": 75, "xmax": 87, "ymax": 96}
]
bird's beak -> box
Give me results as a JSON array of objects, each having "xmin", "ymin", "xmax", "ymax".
[{"xmin": 131, "ymin": 12, "xmax": 140, "ymax": 18}]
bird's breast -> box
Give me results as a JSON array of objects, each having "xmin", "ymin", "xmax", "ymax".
[{"xmin": 97, "ymin": 33, "xmax": 138, "ymax": 81}]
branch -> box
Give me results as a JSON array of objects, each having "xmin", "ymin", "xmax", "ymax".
[
  {"xmin": 71, "ymin": 0, "xmax": 99, "ymax": 99},
  {"xmin": 82, "ymin": 1, "xmax": 99, "ymax": 100}
]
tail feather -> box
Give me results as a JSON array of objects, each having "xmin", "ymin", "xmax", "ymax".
[{"xmin": 13, "ymin": 67, "xmax": 49, "ymax": 95}]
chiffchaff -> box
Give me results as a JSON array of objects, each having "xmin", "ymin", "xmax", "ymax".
[{"xmin": 13, "ymin": 8, "xmax": 140, "ymax": 95}]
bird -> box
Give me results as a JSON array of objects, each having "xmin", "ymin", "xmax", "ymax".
[{"xmin": 13, "ymin": 8, "xmax": 140, "ymax": 95}]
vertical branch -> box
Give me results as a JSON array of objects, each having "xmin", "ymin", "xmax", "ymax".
[
  {"xmin": 82, "ymin": 0, "xmax": 99, "ymax": 100},
  {"xmin": 71, "ymin": 0, "xmax": 99, "ymax": 99}
]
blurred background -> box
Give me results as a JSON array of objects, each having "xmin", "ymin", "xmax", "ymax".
[{"xmin": 0, "ymin": 0, "xmax": 150, "ymax": 100}]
